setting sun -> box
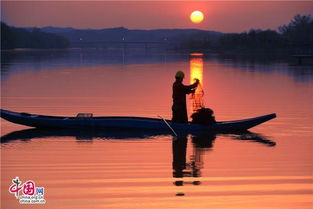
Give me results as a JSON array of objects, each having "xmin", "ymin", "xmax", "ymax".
[{"xmin": 190, "ymin": 10, "xmax": 204, "ymax": 24}]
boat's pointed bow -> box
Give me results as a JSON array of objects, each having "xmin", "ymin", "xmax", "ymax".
[
  {"xmin": 264, "ymin": 113, "xmax": 277, "ymax": 121},
  {"xmin": 244, "ymin": 113, "xmax": 277, "ymax": 130}
]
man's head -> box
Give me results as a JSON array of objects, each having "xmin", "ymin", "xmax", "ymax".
[{"xmin": 175, "ymin": 71, "xmax": 184, "ymax": 81}]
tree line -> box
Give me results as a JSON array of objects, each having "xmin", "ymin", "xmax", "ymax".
[
  {"xmin": 1, "ymin": 22, "xmax": 69, "ymax": 49},
  {"xmin": 178, "ymin": 14, "xmax": 313, "ymax": 53},
  {"xmin": 1, "ymin": 14, "xmax": 312, "ymax": 52}
]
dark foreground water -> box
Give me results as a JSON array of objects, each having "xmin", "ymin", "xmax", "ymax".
[{"xmin": 1, "ymin": 49, "xmax": 312, "ymax": 209}]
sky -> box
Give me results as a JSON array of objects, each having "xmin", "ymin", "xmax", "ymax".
[{"xmin": 1, "ymin": 1, "xmax": 313, "ymax": 33}]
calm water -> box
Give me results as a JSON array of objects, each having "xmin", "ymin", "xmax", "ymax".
[{"xmin": 1, "ymin": 49, "xmax": 313, "ymax": 209}]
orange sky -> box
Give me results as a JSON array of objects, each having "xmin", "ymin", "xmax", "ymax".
[{"xmin": 1, "ymin": 1, "xmax": 313, "ymax": 32}]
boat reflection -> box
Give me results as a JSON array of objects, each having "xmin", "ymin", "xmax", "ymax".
[
  {"xmin": 229, "ymin": 132, "xmax": 276, "ymax": 146},
  {"xmin": 0, "ymin": 128, "xmax": 172, "ymax": 143},
  {"xmin": 1, "ymin": 128, "xmax": 276, "ymax": 146}
]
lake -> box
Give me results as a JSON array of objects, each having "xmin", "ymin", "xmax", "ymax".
[{"xmin": 1, "ymin": 49, "xmax": 312, "ymax": 209}]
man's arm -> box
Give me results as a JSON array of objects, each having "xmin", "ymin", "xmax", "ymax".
[{"xmin": 183, "ymin": 79, "xmax": 199, "ymax": 94}]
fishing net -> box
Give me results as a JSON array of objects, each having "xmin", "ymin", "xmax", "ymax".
[
  {"xmin": 190, "ymin": 80, "xmax": 205, "ymax": 112},
  {"xmin": 190, "ymin": 81, "xmax": 217, "ymax": 125}
]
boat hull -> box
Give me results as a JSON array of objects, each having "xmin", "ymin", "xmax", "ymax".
[{"xmin": 0, "ymin": 109, "xmax": 276, "ymax": 133}]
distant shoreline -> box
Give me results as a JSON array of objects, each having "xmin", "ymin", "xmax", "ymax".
[{"xmin": 1, "ymin": 47, "xmax": 308, "ymax": 56}]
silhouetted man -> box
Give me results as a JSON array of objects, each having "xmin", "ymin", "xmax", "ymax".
[{"xmin": 172, "ymin": 71, "xmax": 199, "ymax": 123}]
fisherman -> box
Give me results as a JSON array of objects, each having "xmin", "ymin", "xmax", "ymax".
[{"xmin": 172, "ymin": 71, "xmax": 199, "ymax": 123}]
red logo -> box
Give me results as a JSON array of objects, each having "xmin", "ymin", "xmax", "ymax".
[{"xmin": 9, "ymin": 177, "xmax": 35, "ymax": 198}]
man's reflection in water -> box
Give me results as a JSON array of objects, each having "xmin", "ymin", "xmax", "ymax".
[
  {"xmin": 172, "ymin": 134, "xmax": 216, "ymax": 195},
  {"xmin": 172, "ymin": 135, "xmax": 188, "ymax": 185}
]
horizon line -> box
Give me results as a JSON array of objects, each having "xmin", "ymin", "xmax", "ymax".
[{"xmin": 3, "ymin": 22, "xmax": 285, "ymax": 34}]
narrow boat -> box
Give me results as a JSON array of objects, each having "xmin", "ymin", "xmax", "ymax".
[{"xmin": 0, "ymin": 109, "xmax": 276, "ymax": 133}]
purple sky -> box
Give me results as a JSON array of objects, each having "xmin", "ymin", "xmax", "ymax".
[{"xmin": 2, "ymin": 1, "xmax": 313, "ymax": 32}]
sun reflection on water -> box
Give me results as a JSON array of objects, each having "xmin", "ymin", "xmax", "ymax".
[
  {"xmin": 190, "ymin": 53, "xmax": 204, "ymax": 85},
  {"xmin": 189, "ymin": 53, "xmax": 204, "ymax": 112}
]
